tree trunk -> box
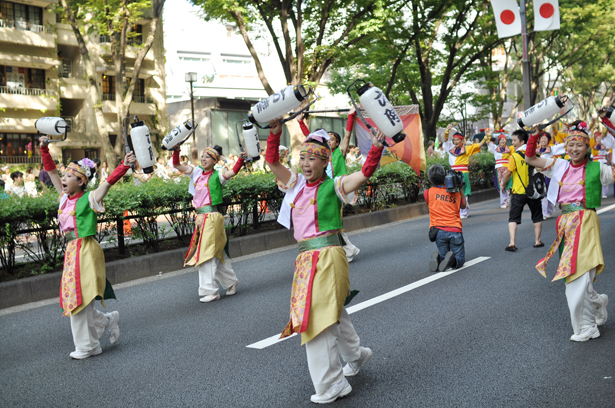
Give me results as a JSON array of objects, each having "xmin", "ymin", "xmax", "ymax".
[{"xmin": 61, "ymin": 0, "xmax": 119, "ymax": 169}]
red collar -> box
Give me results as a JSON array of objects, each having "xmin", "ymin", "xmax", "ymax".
[
  {"xmin": 306, "ymin": 175, "xmax": 326, "ymax": 187},
  {"xmin": 570, "ymin": 159, "xmax": 588, "ymax": 168},
  {"xmin": 68, "ymin": 191, "xmax": 84, "ymax": 201}
]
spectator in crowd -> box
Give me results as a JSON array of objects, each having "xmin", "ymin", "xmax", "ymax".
[
  {"xmin": 279, "ymin": 145, "xmax": 290, "ymax": 166},
  {"xmin": 101, "ymin": 161, "xmax": 109, "ymax": 182},
  {"xmin": 88, "ymin": 158, "xmax": 101, "ymax": 189},
  {"xmin": 7, "ymin": 171, "xmax": 26, "ymax": 197},
  {"xmin": 2, "ymin": 165, "xmax": 12, "ymax": 186},
  {"xmin": 425, "ymin": 163, "xmax": 467, "ymax": 272},
  {"xmin": 427, "ymin": 140, "xmax": 435, "ymax": 158},
  {"xmin": 26, "ymin": 137, "xmax": 33, "ymax": 158},
  {"xmin": 0, "ymin": 179, "xmax": 8, "ymax": 199},
  {"xmin": 24, "ymin": 167, "xmax": 37, "ymax": 197},
  {"xmin": 58, "ymin": 162, "xmax": 66, "ymax": 175},
  {"xmin": 154, "ymin": 157, "xmax": 169, "ymax": 180},
  {"xmin": 39, "ymin": 162, "xmax": 53, "ymax": 188},
  {"xmin": 133, "ymin": 160, "xmax": 153, "ymax": 186}
]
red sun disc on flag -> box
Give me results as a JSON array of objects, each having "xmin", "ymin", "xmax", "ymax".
[
  {"xmin": 500, "ymin": 10, "xmax": 516, "ymax": 25},
  {"xmin": 540, "ymin": 3, "xmax": 555, "ymax": 18}
]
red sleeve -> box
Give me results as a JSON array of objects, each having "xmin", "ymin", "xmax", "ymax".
[
  {"xmin": 424, "ymin": 189, "xmax": 429, "ymax": 204},
  {"xmin": 298, "ymin": 119, "xmax": 310, "ymax": 136}
]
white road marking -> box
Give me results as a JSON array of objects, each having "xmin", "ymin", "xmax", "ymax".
[
  {"xmin": 247, "ymin": 256, "xmax": 491, "ymax": 349},
  {"xmin": 597, "ymin": 203, "xmax": 615, "ymax": 215}
]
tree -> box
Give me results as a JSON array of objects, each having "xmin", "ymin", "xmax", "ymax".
[
  {"xmin": 58, "ymin": 0, "xmax": 165, "ymax": 168},
  {"xmin": 191, "ymin": 0, "xmax": 389, "ymax": 155},
  {"xmin": 328, "ymin": 0, "xmax": 504, "ymax": 143}
]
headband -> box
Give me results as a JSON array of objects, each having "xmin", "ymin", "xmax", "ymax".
[
  {"xmin": 65, "ymin": 162, "xmax": 88, "ymax": 183},
  {"xmin": 452, "ymin": 133, "xmax": 464, "ymax": 140},
  {"xmin": 301, "ymin": 129, "xmax": 331, "ymax": 160},
  {"xmin": 564, "ymin": 121, "xmax": 590, "ymax": 145},
  {"xmin": 329, "ymin": 131, "xmax": 341, "ymax": 143},
  {"xmin": 204, "ymin": 147, "xmax": 220, "ymax": 162}
]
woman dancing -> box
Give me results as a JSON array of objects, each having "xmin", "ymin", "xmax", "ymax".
[
  {"xmin": 265, "ymin": 118, "xmax": 380, "ymax": 403},
  {"xmin": 39, "ymin": 136, "xmax": 134, "ymax": 359}
]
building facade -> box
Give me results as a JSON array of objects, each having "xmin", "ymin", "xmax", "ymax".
[{"xmin": 0, "ymin": 0, "xmax": 167, "ymax": 166}]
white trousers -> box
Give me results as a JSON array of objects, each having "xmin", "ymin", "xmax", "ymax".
[
  {"xmin": 70, "ymin": 301, "xmax": 110, "ymax": 352},
  {"xmin": 565, "ymin": 268, "xmax": 603, "ymax": 334},
  {"xmin": 305, "ymin": 308, "xmax": 362, "ymax": 394},
  {"xmin": 459, "ymin": 197, "xmax": 469, "ymax": 217},
  {"xmin": 340, "ymin": 231, "xmax": 359, "ymax": 259},
  {"xmin": 198, "ymin": 253, "xmax": 238, "ymax": 296},
  {"xmin": 542, "ymin": 197, "xmax": 554, "ymax": 218}
]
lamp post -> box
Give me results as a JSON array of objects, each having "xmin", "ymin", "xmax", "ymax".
[{"xmin": 185, "ymin": 72, "xmax": 197, "ymax": 143}]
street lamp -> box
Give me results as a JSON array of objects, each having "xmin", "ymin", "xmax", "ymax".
[{"xmin": 185, "ymin": 72, "xmax": 197, "ymax": 143}]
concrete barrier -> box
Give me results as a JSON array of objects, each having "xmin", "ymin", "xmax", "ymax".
[{"xmin": 0, "ymin": 188, "xmax": 499, "ymax": 309}]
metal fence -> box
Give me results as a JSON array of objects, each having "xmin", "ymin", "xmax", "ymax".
[
  {"xmin": 0, "ymin": 19, "xmax": 52, "ymax": 34},
  {"xmin": 0, "ymin": 156, "xmax": 42, "ymax": 164}
]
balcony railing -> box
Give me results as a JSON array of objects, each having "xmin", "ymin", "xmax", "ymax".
[
  {"xmin": 58, "ymin": 61, "xmax": 84, "ymax": 79},
  {"xmin": 132, "ymin": 95, "xmax": 153, "ymax": 103},
  {"xmin": 98, "ymin": 35, "xmax": 142, "ymax": 45},
  {"xmin": 0, "ymin": 86, "xmax": 57, "ymax": 97},
  {"xmin": 0, "ymin": 19, "xmax": 53, "ymax": 34},
  {"xmin": 102, "ymin": 93, "xmax": 116, "ymax": 101},
  {"xmin": 0, "ymin": 156, "xmax": 42, "ymax": 165},
  {"xmin": 99, "ymin": 35, "xmax": 111, "ymax": 43}
]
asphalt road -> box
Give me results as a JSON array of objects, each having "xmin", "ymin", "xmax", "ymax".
[{"xmin": 2, "ymin": 194, "xmax": 615, "ymax": 407}]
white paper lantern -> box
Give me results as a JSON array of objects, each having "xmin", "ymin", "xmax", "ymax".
[
  {"xmin": 161, "ymin": 120, "xmax": 195, "ymax": 150},
  {"xmin": 357, "ymin": 82, "xmax": 405, "ymax": 143},
  {"xmin": 130, "ymin": 120, "xmax": 155, "ymax": 174},
  {"xmin": 242, "ymin": 122, "xmax": 261, "ymax": 160},
  {"xmin": 517, "ymin": 96, "xmax": 565, "ymax": 128},
  {"xmin": 248, "ymin": 84, "xmax": 308, "ymax": 124},
  {"xmin": 35, "ymin": 117, "xmax": 69, "ymax": 136}
]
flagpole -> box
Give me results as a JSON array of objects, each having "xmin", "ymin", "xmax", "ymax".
[{"xmin": 519, "ymin": 0, "xmax": 532, "ymax": 110}]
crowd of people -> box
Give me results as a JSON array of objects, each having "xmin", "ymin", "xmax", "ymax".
[{"xmin": 8, "ymin": 102, "xmax": 615, "ymax": 404}]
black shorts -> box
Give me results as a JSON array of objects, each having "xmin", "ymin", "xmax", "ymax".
[{"xmin": 508, "ymin": 193, "xmax": 543, "ymax": 224}]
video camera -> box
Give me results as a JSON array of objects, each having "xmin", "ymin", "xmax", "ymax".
[{"xmin": 444, "ymin": 170, "xmax": 464, "ymax": 193}]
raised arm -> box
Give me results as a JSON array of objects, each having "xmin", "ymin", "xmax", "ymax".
[
  {"xmin": 340, "ymin": 107, "xmax": 356, "ymax": 157},
  {"xmin": 341, "ymin": 129, "xmax": 385, "ymax": 194},
  {"xmin": 39, "ymin": 136, "xmax": 63, "ymax": 195},
  {"xmin": 221, "ymin": 151, "xmax": 247, "ymax": 180},
  {"xmin": 296, "ymin": 113, "xmax": 310, "ymax": 137},
  {"xmin": 171, "ymin": 146, "xmax": 192, "ymax": 174},
  {"xmin": 93, "ymin": 152, "xmax": 135, "ymax": 203},
  {"xmin": 265, "ymin": 119, "xmax": 292, "ymax": 185},
  {"xmin": 524, "ymin": 126, "xmax": 549, "ymax": 168}
]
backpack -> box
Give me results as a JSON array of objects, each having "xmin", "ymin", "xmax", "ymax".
[{"xmin": 511, "ymin": 151, "xmax": 547, "ymax": 200}]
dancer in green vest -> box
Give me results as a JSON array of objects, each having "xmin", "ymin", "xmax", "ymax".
[
  {"xmin": 266, "ymin": 118, "xmax": 386, "ymax": 404},
  {"xmin": 297, "ymin": 108, "xmax": 361, "ymax": 262},
  {"xmin": 524, "ymin": 120, "xmax": 612, "ymax": 342},
  {"xmin": 173, "ymin": 145, "xmax": 246, "ymax": 303},
  {"xmin": 39, "ymin": 136, "xmax": 135, "ymax": 359}
]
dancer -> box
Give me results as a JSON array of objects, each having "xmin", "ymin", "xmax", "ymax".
[
  {"xmin": 297, "ymin": 110, "xmax": 361, "ymax": 262},
  {"xmin": 39, "ymin": 136, "xmax": 134, "ymax": 359},
  {"xmin": 443, "ymin": 124, "xmax": 489, "ymax": 218},
  {"xmin": 172, "ymin": 145, "xmax": 244, "ymax": 303},
  {"xmin": 524, "ymin": 121, "xmax": 611, "ymax": 342},
  {"xmin": 487, "ymin": 131, "xmax": 513, "ymax": 208},
  {"xmin": 537, "ymin": 131, "xmax": 556, "ymax": 219},
  {"xmin": 590, "ymin": 129, "xmax": 614, "ymax": 198},
  {"xmin": 500, "ymin": 129, "xmax": 543, "ymax": 251},
  {"xmin": 266, "ymin": 118, "xmax": 377, "ymax": 404}
]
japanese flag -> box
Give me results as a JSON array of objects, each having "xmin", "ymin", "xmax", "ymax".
[
  {"xmin": 534, "ymin": 0, "xmax": 560, "ymax": 32},
  {"xmin": 491, "ymin": 0, "xmax": 522, "ymax": 39}
]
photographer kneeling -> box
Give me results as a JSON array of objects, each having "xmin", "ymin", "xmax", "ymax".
[{"xmin": 424, "ymin": 164, "xmax": 467, "ymax": 272}]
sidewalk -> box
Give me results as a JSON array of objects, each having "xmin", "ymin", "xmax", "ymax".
[{"xmin": 0, "ymin": 188, "xmax": 499, "ymax": 309}]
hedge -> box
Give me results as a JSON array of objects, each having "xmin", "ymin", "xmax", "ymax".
[{"xmin": 0, "ymin": 152, "xmax": 495, "ymax": 279}]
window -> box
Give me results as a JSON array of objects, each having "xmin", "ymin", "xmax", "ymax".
[
  {"xmin": 130, "ymin": 78, "xmax": 146, "ymax": 103},
  {"xmin": 102, "ymin": 75, "xmax": 115, "ymax": 101},
  {"xmin": 28, "ymin": 68, "xmax": 44, "ymax": 89},
  {"xmin": 0, "ymin": 133, "xmax": 34, "ymax": 157},
  {"xmin": 0, "ymin": 1, "xmax": 43, "ymax": 31},
  {"xmin": 127, "ymin": 24, "xmax": 142, "ymax": 45}
]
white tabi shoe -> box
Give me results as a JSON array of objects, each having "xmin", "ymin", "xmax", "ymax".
[
  {"xmin": 200, "ymin": 294, "xmax": 220, "ymax": 303},
  {"xmin": 226, "ymin": 282, "xmax": 238, "ymax": 296},
  {"xmin": 343, "ymin": 347, "xmax": 372, "ymax": 377},
  {"xmin": 570, "ymin": 326, "xmax": 600, "ymax": 342},
  {"xmin": 310, "ymin": 378, "xmax": 352, "ymax": 404},
  {"xmin": 595, "ymin": 294, "xmax": 608, "ymax": 326},
  {"xmin": 70, "ymin": 345, "xmax": 102, "ymax": 360},
  {"xmin": 346, "ymin": 247, "xmax": 360, "ymax": 263},
  {"xmin": 106, "ymin": 311, "xmax": 120, "ymax": 344}
]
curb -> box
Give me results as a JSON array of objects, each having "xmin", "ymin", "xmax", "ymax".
[{"xmin": 0, "ymin": 188, "xmax": 499, "ymax": 310}]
